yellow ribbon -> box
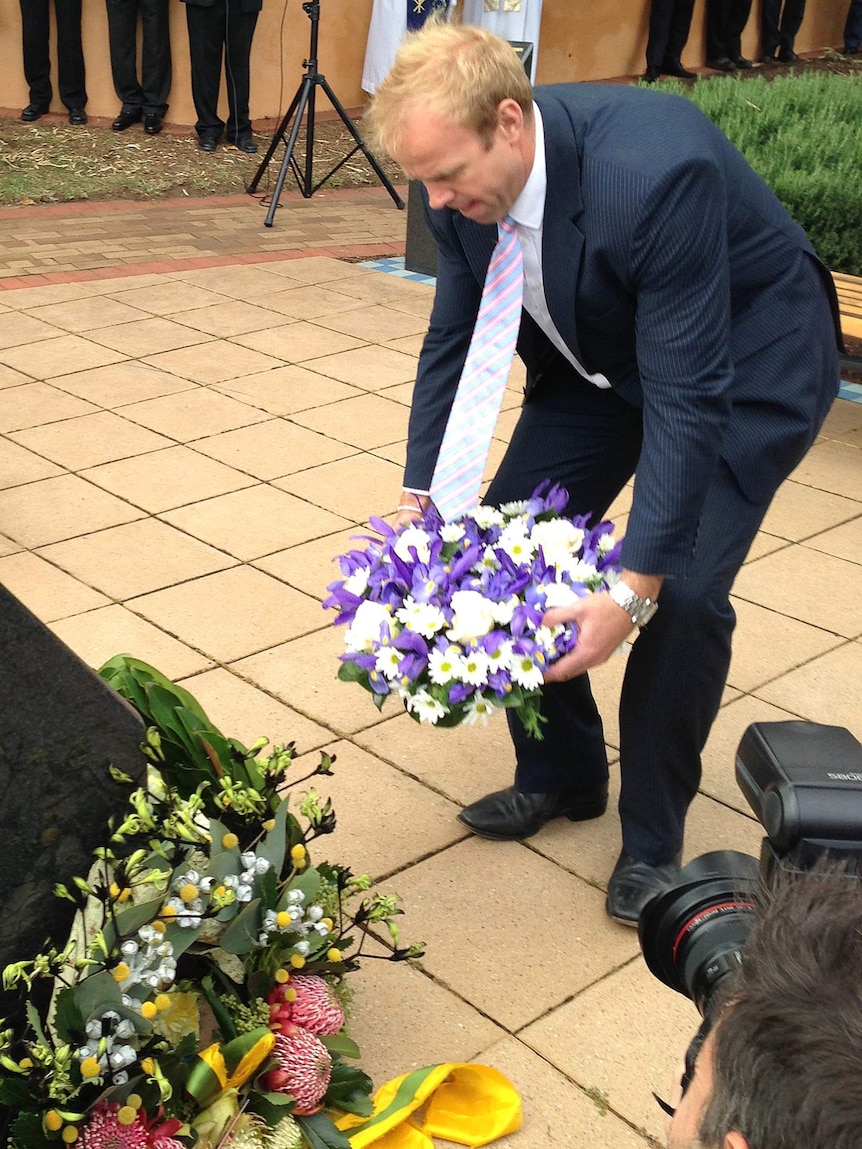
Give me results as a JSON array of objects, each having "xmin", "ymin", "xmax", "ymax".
[{"xmin": 335, "ymin": 1063, "xmax": 521, "ymax": 1149}]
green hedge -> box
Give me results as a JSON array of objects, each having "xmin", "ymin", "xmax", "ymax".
[{"xmin": 645, "ymin": 72, "xmax": 862, "ymax": 275}]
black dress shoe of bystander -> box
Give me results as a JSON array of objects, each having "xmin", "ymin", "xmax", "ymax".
[
  {"xmin": 706, "ymin": 56, "xmax": 737, "ymax": 72},
  {"xmin": 144, "ymin": 114, "xmax": 163, "ymax": 135},
  {"xmin": 661, "ymin": 57, "xmax": 697, "ymax": 78},
  {"xmin": 21, "ymin": 103, "xmax": 49, "ymax": 122},
  {"xmin": 457, "ymin": 783, "xmax": 609, "ymax": 840},
  {"xmin": 68, "ymin": 108, "xmax": 88, "ymax": 125},
  {"xmin": 112, "ymin": 108, "xmax": 143, "ymax": 131}
]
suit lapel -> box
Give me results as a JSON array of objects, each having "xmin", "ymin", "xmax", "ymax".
[{"xmin": 534, "ymin": 93, "xmax": 586, "ymax": 364}]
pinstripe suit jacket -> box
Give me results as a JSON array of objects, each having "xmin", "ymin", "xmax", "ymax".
[{"xmin": 405, "ymin": 83, "xmax": 841, "ymax": 576}]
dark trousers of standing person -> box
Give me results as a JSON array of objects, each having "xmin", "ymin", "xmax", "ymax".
[
  {"xmin": 185, "ymin": 0, "xmax": 258, "ymax": 142},
  {"xmin": 645, "ymin": 0, "xmax": 696, "ymax": 68},
  {"xmin": 761, "ymin": 0, "xmax": 806, "ymax": 57},
  {"xmin": 19, "ymin": 0, "xmax": 86, "ymax": 111},
  {"xmin": 106, "ymin": 0, "xmax": 172, "ymax": 117},
  {"xmin": 706, "ymin": 0, "xmax": 753, "ymax": 61},
  {"xmin": 845, "ymin": 0, "xmax": 862, "ymax": 52}
]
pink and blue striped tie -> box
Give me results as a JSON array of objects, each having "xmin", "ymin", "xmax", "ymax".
[{"xmin": 430, "ymin": 216, "xmax": 524, "ymax": 522}]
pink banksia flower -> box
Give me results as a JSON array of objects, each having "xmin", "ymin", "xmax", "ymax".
[
  {"xmin": 268, "ymin": 975, "xmax": 345, "ymax": 1037},
  {"xmin": 80, "ymin": 1103, "xmax": 185, "ymax": 1149},
  {"xmin": 259, "ymin": 1025, "xmax": 332, "ymax": 1114},
  {"xmin": 79, "ymin": 1104, "xmax": 149, "ymax": 1149}
]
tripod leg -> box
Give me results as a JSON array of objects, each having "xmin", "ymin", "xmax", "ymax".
[
  {"xmin": 247, "ymin": 84, "xmax": 303, "ymax": 195},
  {"xmin": 263, "ymin": 77, "xmax": 314, "ymax": 227},
  {"xmin": 319, "ymin": 77, "xmax": 404, "ymax": 209}
]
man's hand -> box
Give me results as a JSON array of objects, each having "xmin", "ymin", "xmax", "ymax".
[
  {"xmin": 542, "ymin": 571, "xmax": 663, "ymax": 682},
  {"xmin": 394, "ymin": 491, "xmax": 432, "ymax": 529}
]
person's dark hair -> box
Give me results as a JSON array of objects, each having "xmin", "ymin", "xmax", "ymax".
[{"xmin": 700, "ymin": 863, "xmax": 862, "ymax": 1149}]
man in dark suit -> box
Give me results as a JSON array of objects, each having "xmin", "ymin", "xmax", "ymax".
[
  {"xmin": 705, "ymin": 0, "xmax": 754, "ymax": 71},
  {"xmin": 761, "ymin": 0, "xmax": 806, "ymax": 62},
  {"xmin": 644, "ymin": 0, "xmax": 697, "ymax": 81},
  {"xmin": 181, "ymin": 0, "xmax": 261, "ymax": 152},
  {"xmin": 106, "ymin": 0, "xmax": 172, "ymax": 135},
  {"xmin": 18, "ymin": 0, "xmax": 87, "ymax": 124},
  {"xmin": 367, "ymin": 23, "xmax": 841, "ymax": 925}
]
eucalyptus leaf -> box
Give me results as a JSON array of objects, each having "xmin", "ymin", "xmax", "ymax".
[
  {"xmin": 296, "ymin": 1112, "xmax": 353, "ymax": 1149},
  {"xmin": 218, "ymin": 898, "xmax": 263, "ymax": 955}
]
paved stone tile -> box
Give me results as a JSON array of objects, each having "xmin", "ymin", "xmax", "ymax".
[
  {"xmin": 0, "ymin": 550, "xmax": 109, "ymax": 620},
  {"xmin": 386, "ymin": 837, "xmax": 641, "ymax": 1031},
  {"xmin": 175, "ymin": 667, "xmax": 332, "ymax": 753},
  {"xmin": 50, "ymin": 602, "xmax": 215, "ymax": 678},
  {"xmin": 130, "ymin": 566, "xmax": 326, "ymax": 663},
  {"xmin": 161, "ymin": 484, "xmax": 352, "ymax": 560},
  {"xmin": 37, "ymin": 517, "xmax": 236, "ymax": 598}
]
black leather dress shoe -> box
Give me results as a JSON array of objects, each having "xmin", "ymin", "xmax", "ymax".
[
  {"xmin": 198, "ymin": 135, "xmax": 220, "ymax": 152},
  {"xmin": 706, "ymin": 57, "xmax": 737, "ymax": 72},
  {"xmin": 21, "ymin": 103, "xmax": 49, "ymax": 122},
  {"xmin": 144, "ymin": 113, "xmax": 163, "ymax": 135},
  {"xmin": 68, "ymin": 107, "xmax": 87, "ymax": 125},
  {"xmin": 458, "ymin": 784, "xmax": 608, "ymax": 840},
  {"xmin": 643, "ymin": 66, "xmax": 661, "ymax": 83},
  {"xmin": 229, "ymin": 135, "xmax": 258, "ymax": 153},
  {"xmin": 112, "ymin": 108, "xmax": 142, "ymax": 131},
  {"xmin": 731, "ymin": 55, "xmax": 753, "ymax": 68},
  {"xmin": 661, "ymin": 58, "xmax": 697, "ymax": 79},
  {"xmin": 759, "ymin": 53, "xmax": 776, "ymax": 64},
  {"xmin": 606, "ymin": 850, "xmax": 682, "ymax": 926},
  {"xmin": 777, "ymin": 48, "xmax": 799, "ymax": 63}
]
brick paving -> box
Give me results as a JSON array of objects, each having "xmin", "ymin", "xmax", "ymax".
[{"xmin": 0, "ymin": 186, "xmax": 407, "ymax": 288}]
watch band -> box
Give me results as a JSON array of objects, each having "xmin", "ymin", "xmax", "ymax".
[{"xmin": 609, "ymin": 579, "xmax": 659, "ymax": 628}]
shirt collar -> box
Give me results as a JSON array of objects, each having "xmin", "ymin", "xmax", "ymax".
[{"xmin": 508, "ymin": 103, "xmax": 546, "ymax": 231}]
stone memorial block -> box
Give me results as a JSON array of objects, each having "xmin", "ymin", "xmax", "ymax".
[{"xmin": 0, "ymin": 584, "xmax": 146, "ymax": 1017}]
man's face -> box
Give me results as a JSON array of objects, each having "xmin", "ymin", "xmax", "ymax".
[
  {"xmin": 393, "ymin": 99, "xmax": 533, "ymax": 225},
  {"xmin": 667, "ymin": 1031, "xmax": 718, "ymax": 1149}
]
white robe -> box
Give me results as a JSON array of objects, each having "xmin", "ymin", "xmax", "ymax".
[
  {"xmin": 460, "ymin": 0, "xmax": 542, "ymax": 81},
  {"xmin": 362, "ymin": 0, "xmax": 457, "ymax": 96}
]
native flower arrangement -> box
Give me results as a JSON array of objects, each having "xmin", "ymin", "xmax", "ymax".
[
  {"xmin": 325, "ymin": 484, "xmax": 622, "ymax": 739},
  {"xmin": 0, "ymin": 659, "xmax": 421, "ymax": 1149}
]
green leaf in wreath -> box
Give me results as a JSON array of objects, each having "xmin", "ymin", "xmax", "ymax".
[
  {"xmin": 9, "ymin": 1110, "xmax": 51, "ymax": 1149},
  {"xmin": 319, "ymin": 1033, "xmax": 361, "ymax": 1059},
  {"xmin": 218, "ymin": 898, "xmax": 263, "ymax": 955},
  {"xmin": 296, "ymin": 1112, "xmax": 353, "ymax": 1149}
]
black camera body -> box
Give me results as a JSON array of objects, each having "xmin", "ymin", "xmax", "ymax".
[{"xmin": 639, "ymin": 720, "xmax": 862, "ymax": 1018}]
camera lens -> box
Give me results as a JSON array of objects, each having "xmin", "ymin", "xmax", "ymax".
[{"xmin": 638, "ymin": 850, "xmax": 760, "ymax": 1017}]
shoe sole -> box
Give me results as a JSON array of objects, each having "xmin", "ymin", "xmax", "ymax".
[
  {"xmin": 605, "ymin": 901, "xmax": 639, "ymax": 927},
  {"xmin": 457, "ymin": 799, "xmax": 608, "ymax": 840}
]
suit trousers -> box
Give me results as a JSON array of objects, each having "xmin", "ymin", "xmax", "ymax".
[
  {"xmin": 19, "ymin": 0, "xmax": 86, "ymax": 110},
  {"xmin": 645, "ymin": 0, "xmax": 696, "ymax": 67},
  {"xmin": 761, "ymin": 0, "xmax": 806, "ymax": 55},
  {"xmin": 484, "ymin": 366, "xmax": 773, "ymax": 867},
  {"xmin": 185, "ymin": 0, "xmax": 258, "ymax": 140},
  {"xmin": 706, "ymin": 0, "xmax": 753, "ymax": 60},
  {"xmin": 106, "ymin": 0, "xmax": 172, "ymax": 116},
  {"xmin": 844, "ymin": 0, "xmax": 862, "ymax": 51}
]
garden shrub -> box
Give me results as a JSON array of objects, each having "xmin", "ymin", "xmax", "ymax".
[{"xmin": 646, "ymin": 72, "xmax": 862, "ymax": 275}]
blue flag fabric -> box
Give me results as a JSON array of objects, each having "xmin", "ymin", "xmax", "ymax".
[{"xmin": 406, "ymin": 0, "xmax": 447, "ymax": 31}]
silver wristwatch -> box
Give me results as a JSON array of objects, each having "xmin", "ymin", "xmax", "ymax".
[{"xmin": 609, "ymin": 579, "xmax": 659, "ymax": 628}]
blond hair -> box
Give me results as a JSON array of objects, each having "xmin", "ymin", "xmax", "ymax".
[{"xmin": 365, "ymin": 21, "xmax": 533, "ymax": 157}]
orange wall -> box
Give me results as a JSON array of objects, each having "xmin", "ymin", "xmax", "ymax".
[{"xmin": 0, "ymin": 0, "xmax": 849, "ymax": 129}]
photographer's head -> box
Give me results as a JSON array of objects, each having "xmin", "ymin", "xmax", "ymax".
[{"xmin": 668, "ymin": 865, "xmax": 862, "ymax": 1149}]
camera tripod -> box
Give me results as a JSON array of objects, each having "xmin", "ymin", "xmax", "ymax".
[{"xmin": 247, "ymin": 0, "xmax": 405, "ymax": 227}]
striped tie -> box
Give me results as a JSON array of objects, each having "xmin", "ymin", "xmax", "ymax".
[{"xmin": 430, "ymin": 216, "xmax": 524, "ymax": 522}]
